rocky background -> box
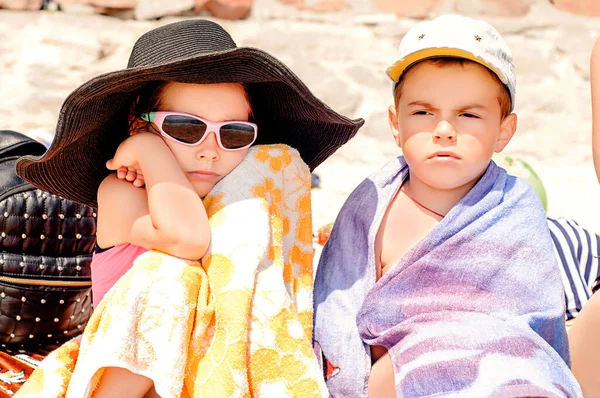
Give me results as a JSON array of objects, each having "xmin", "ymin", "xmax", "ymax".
[{"xmin": 1, "ymin": 0, "xmax": 599, "ymax": 232}]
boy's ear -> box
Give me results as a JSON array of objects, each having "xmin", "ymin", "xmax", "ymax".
[
  {"xmin": 494, "ymin": 113, "xmax": 517, "ymax": 153},
  {"xmin": 388, "ymin": 105, "xmax": 402, "ymax": 148}
]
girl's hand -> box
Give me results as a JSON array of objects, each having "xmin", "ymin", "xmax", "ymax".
[
  {"xmin": 100, "ymin": 130, "xmax": 210, "ymax": 260},
  {"xmin": 116, "ymin": 167, "xmax": 145, "ymax": 188},
  {"xmin": 106, "ymin": 133, "xmax": 163, "ymax": 186}
]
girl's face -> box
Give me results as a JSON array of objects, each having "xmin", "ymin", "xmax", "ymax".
[{"xmin": 154, "ymin": 82, "xmax": 253, "ymax": 198}]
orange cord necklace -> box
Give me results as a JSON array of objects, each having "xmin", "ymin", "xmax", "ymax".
[{"xmin": 401, "ymin": 188, "xmax": 445, "ymax": 218}]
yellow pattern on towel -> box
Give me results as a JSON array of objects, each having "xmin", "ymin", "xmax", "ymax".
[{"xmin": 16, "ymin": 145, "xmax": 328, "ymax": 398}]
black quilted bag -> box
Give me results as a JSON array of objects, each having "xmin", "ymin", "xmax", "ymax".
[{"xmin": 0, "ymin": 131, "xmax": 96, "ymax": 352}]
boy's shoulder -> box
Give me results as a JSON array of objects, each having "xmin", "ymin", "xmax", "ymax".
[
  {"xmin": 493, "ymin": 164, "xmax": 544, "ymax": 206},
  {"xmin": 341, "ymin": 155, "xmax": 407, "ymax": 208},
  {"xmin": 365, "ymin": 155, "xmax": 408, "ymax": 189}
]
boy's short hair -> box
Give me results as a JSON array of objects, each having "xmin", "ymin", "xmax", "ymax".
[
  {"xmin": 393, "ymin": 57, "xmax": 512, "ymax": 120},
  {"xmin": 386, "ymin": 14, "xmax": 515, "ymax": 115}
]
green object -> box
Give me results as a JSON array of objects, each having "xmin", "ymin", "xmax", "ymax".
[
  {"xmin": 494, "ymin": 154, "xmax": 548, "ymax": 212},
  {"xmin": 140, "ymin": 112, "xmax": 155, "ymax": 122}
]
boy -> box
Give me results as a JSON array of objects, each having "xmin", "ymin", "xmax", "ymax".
[{"xmin": 313, "ymin": 15, "xmax": 583, "ymax": 397}]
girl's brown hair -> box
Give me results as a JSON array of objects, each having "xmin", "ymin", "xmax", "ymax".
[
  {"xmin": 128, "ymin": 82, "xmax": 254, "ymax": 135},
  {"xmin": 128, "ymin": 81, "xmax": 169, "ymax": 135}
]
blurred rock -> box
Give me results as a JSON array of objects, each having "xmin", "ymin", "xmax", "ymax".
[
  {"xmin": 55, "ymin": 0, "xmax": 135, "ymax": 7},
  {"xmin": 58, "ymin": 2, "xmax": 96, "ymax": 13},
  {"xmin": 276, "ymin": 0, "xmax": 346, "ymax": 12},
  {"xmin": 454, "ymin": 0, "xmax": 534, "ymax": 17},
  {"xmin": 371, "ymin": 0, "xmax": 443, "ymax": 19},
  {"xmin": 93, "ymin": 6, "xmax": 134, "ymax": 17},
  {"xmin": 201, "ymin": 0, "xmax": 254, "ymax": 19},
  {"xmin": 135, "ymin": 0, "xmax": 194, "ymax": 19},
  {"xmin": 55, "ymin": 0, "xmax": 136, "ymax": 16},
  {"xmin": 87, "ymin": 0, "xmax": 135, "ymax": 7},
  {"xmin": 303, "ymin": 0, "xmax": 345, "ymax": 12},
  {"xmin": 361, "ymin": 110, "xmax": 391, "ymax": 139},
  {"xmin": 506, "ymin": 36, "xmax": 554, "ymax": 78},
  {"xmin": 552, "ymin": 0, "xmax": 600, "ymax": 17},
  {"xmin": 0, "ymin": 0, "xmax": 42, "ymax": 10}
]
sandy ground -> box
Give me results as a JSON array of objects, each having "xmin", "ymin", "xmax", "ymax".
[{"xmin": 1, "ymin": 1, "xmax": 599, "ymax": 232}]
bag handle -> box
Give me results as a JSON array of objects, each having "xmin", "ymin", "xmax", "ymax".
[{"xmin": 0, "ymin": 131, "xmax": 48, "ymax": 202}]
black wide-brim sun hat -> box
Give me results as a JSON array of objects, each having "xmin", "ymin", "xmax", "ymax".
[{"xmin": 16, "ymin": 19, "xmax": 364, "ymax": 209}]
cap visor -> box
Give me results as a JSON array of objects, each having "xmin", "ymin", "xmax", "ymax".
[{"xmin": 386, "ymin": 47, "xmax": 506, "ymax": 85}]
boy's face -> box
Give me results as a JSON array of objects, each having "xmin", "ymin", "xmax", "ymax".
[{"xmin": 389, "ymin": 61, "xmax": 517, "ymax": 191}]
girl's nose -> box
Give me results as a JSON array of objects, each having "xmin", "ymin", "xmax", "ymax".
[{"xmin": 196, "ymin": 130, "xmax": 220, "ymax": 161}]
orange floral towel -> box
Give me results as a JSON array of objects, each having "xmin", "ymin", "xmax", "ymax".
[{"xmin": 16, "ymin": 145, "xmax": 327, "ymax": 398}]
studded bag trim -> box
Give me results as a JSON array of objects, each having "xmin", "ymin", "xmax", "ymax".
[
  {"xmin": 0, "ymin": 131, "xmax": 97, "ymax": 350},
  {"xmin": 0, "ymin": 187, "xmax": 95, "ymax": 282}
]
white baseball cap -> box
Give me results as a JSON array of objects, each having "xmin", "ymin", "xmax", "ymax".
[{"xmin": 386, "ymin": 14, "xmax": 516, "ymax": 110}]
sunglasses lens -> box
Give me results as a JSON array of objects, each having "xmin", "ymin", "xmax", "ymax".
[
  {"xmin": 162, "ymin": 115, "xmax": 207, "ymax": 144},
  {"xmin": 219, "ymin": 123, "xmax": 256, "ymax": 149}
]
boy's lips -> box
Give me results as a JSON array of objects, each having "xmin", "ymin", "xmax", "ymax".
[{"xmin": 428, "ymin": 151, "xmax": 461, "ymax": 160}]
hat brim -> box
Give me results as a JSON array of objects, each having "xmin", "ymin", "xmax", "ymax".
[
  {"xmin": 16, "ymin": 47, "xmax": 364, "ymax": 208},
  {"xmin": 386, "ymin": 47, "xmax": 508, "ymax": 86}
]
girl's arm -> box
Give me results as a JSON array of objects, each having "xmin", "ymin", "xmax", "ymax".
[
  {"xmin": 98, "ymin": 132, "xmax": 210, "ymax": 260},
  {"xmin": 92, "ymin": 367, "xmax": 157, "ymax": 398},
  {"xmin": 568, "ymin": 292, "xmax": 600, "ymax": 396},
  {"xmin": 591, "ymin": 37, "xmax": 600, "ymax": 183}
]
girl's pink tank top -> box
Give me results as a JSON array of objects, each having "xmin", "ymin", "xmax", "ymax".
[{"xmin": 91, "ymin": 243, "xmax": 147, "ymax": 307}]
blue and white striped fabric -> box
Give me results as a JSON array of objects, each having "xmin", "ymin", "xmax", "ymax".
[{"xmin": 548, "ymin": 217, "xmax": 600, "ymax": 320}]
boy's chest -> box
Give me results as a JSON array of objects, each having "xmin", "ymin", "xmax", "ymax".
[{"xmin": 375, "ymin": 193, "xmax": 439, "ymax": 279}]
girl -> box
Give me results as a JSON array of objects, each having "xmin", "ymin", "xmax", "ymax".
[
  {"xmin": 93, "ymin": 81, "xmax": 252, "ymax": 308},
  {"xmin": 567, "ymin": 35, "xmax": 600, "ymax": 397},
  {"xmin": 93, "ymin": 81, "xmax": 254, "ymax": 397},
  {"xmin": 15, "ymin": 19, "xmax": 363, "ymax": 397},
  {"xmin": 594, "ymin": 36, "xmax": 600, "ymax": 185}
]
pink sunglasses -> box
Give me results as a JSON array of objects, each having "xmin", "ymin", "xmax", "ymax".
[{"xmin": 141, "ymin": 111, "xmax": 258, "ymax": 151}]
